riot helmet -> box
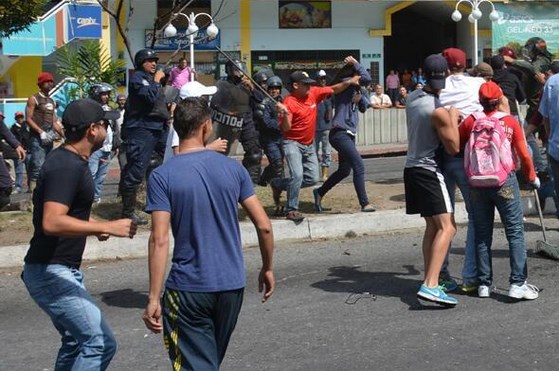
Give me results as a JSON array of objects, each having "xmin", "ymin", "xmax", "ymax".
[
  {"xmin": 89, "ymin": 82, "xmax": 114, "ymax": 104},
  {"xmin": 134, "ymin": 48, "xmax": 159, "ymax": 69},
  {"xmin": 266, "ymin": 76, "xmax": 283, "ymax": 89},
  {"xmin": 523, "ymin": 37, "xmax": 552, "ymax": 60},
  {"xmin": 225, "ymin": 59, "xmax": 247, "ymax": 84}
]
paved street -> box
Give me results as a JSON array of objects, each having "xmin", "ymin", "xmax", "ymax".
[{"xmin": 2, "ymin": 217, "xmax": 559, "ymax": 370}]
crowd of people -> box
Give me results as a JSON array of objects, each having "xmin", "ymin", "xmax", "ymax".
[{"xmin": 1, "ymin": 34, "xmax": 557, "ymax": 370}]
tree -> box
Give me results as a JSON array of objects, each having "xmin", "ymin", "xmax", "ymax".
[
  {"xmin": 0, "ymin": 0, "xmax": 51, "ymax": 38},
  {"xmin": 56, "ymin": 40, "xmax": 125, "ymax": 100}
]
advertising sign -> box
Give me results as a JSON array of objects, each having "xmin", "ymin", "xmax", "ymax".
[
  {"xmin": 493, "ymin": 3, "xmax": 559, "ymax": 54},
  {"xmin": 279, "ymin": 1, "xmax": 332, "ymax": 29},
  {"xmin": 67, "ymin": 5, "xmax": 103, "ymax": 40},
  {"xmin": 145, "ymin": 29, "xmax": 220, "ymax": 51},
  {"xmin": 1, "ymin": 18, "xmax": 57, "ymax": 56}
]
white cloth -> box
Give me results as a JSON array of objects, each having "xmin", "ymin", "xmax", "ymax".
[
  {"xmin": 439, "ymin": 74, "xmax": 485, "ymax": 117},
  {"xmin": 370, "ymin": 93, "xmax": 392, "ymax": 107}
]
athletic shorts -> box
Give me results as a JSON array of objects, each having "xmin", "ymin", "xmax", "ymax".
[{"xmin": 404, "ymin": 167, "xmax": 453, "ymax": 217}]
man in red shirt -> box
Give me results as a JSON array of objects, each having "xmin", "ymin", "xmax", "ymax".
[{"xmin": 273, "ymin": 64, "xmax": 360, "ymax": 222}]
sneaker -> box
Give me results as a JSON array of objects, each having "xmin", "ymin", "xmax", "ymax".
[
  {"xmin": 509, "ymin": 282, "xmax": 539, "ymax": 300},
  {"xmin": 417, "ymin": 284, "xmax": 458, "ymax": 306},
  {"xmin": 361, "ymin": 204, "xmax": 376, "ymax": 212},
  {"xmin": 478, "ymin": 285, "xmax": 494, "ymax": 298},
  {"xmin": 438, "ymin": 278, "xmax": 458, "ymax": 292},
  {"xmin": 286, "ymin": 211, "xmax": 304, "ymax": 224},
  {"xmin": 461, "ymin": 283, "xmax": 478, "ymax": 294}
]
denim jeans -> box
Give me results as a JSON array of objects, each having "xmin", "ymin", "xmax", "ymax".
[
  {"xmin": 28, "ymin": 135, "xmax": 53, "ymax": 181},
  {"xmin": 12, "ymin": 158, "xmax": 24, "ymax": 191},
  {"xmin": 314, "ymin": 130, "xmax": 331, "ymax": 168},
  {"xmin": 547, "ymin": 155, "xmax": 559, "ymax": 218},
  {"xmin": 441, "ymin": 154, "xmax": 477, "ymax": 283},
  {"xmin": 470, "ymin": 173, "xmax": 528, "ymax": 286},
  {"xmin": 272, "ymin": 139, "xmax": 319, "ymax": 212},
  {"xmin": 89, "ymin": 150, "xmax": 112, "ymax": 200},
  {"xmin": 317, "ymin": 129, "xmax": 369, "ymax": 206},
  {"xmin": 22, "ymin": 264, "xmax": 117, "ymax": 370}
]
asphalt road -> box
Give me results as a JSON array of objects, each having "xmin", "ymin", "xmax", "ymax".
[{"xmin": 2, "ymin": 217, "xmax": 559, "ymax": 371}]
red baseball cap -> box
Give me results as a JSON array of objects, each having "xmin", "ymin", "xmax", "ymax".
[
  {"xmin": 442, "ymin": 48, "xmax": 466, "ymax": 70},
  {"xmin": 37, "ymin": 72, "xmax": 54, "ymax": 85},
  {"xmin": 0, "ymin": 112, "xmax": 4, "ymax": 118},
  {"xmin": 15, "ymin": 111, "xmax": 24, "ymax": 118},
  {"xmin": 498, "ymin": 47, "xmax": 517, "ymax": 59},
  {"xmin": 479, "ymin": 81, "xmax": 503, "ymax": 101}
]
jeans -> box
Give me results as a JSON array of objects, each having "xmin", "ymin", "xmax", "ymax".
[
  {"xmin": 547, "ymin": 155, "xmax": 559, "ymax": 218},
  {"xmin": 470, "ymin": 173, "xmax": 528, "ymax": 286},
  {"xmin": 22, "ymin": 264, "xmax": 117, "ymax": 370},
  {"xmin": 441, "ymin": 154, "xmax": 477, "ymax": 284},
  {"xmin": 89, "ymin": 150, "xmax": 111, "ymax": 200},
  {"xmin": 120, "ymin": 126, "xmax": 168, "ymax": 193},
  {"xmin": 28, "ymin": 135, "xmax": 53, "ymax": 181},
  {"xmin": 12, "ymin": 158, "xmax": 24, "ymax": 191},
  {"xmin": 315, "ymin": 130, "xmax": 331, "ymax": 168},
  {"xmin": 317, "ymin": 129, "xmax": 369, "ymax": 206},
  {"xmin": 271, "ymin": 139, "xmax": 319, "ymax": 212}
]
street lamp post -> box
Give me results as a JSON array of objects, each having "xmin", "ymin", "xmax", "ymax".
[
  {"xmin": 164, "ymin": 12, "xmax": 219, "ymax": 81},
  {"xmin": 451, "ymin": 0, "xmax": 500, "ymax": 65}
]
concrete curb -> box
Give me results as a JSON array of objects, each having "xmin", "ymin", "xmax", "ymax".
[{"xmin": 0, "ymin": 195, "xmax": 553, "ymax": 269}]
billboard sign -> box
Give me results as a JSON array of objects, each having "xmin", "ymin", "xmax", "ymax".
[
  {"xmin": 67, "ymin": 4, "xmax": 103, "ymax": 40},
  {"xmin": 145, "ymin": 29, "xmax": 220, "ymax": 51}
]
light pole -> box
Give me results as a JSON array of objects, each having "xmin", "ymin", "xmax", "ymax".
[
  {"xmin": 164, "ymin": 12, "xmax": 219, "ymax": 81},
  {"xmin": 451, "ymin": 0, "xmax": 500, "ymax": 66}
]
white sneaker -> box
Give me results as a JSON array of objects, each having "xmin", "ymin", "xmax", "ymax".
[
  {"xmin": 509, "ymin": 282, "xmax": 539, "ymax": 300},
  {"xmin": 478, "ymin": 285, "xmax": 492, "ymax": 298}
]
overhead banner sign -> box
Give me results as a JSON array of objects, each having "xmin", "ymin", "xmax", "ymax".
[
  {"xmin": 493, "ymin": 3, "xmax": 559, "ymax": 53},
  {"xmin": 67, "ymin": 4, "xmax": 102, "ymax": 40},
  {"xmin": 1, "ymin": 18, "xmax": 57, "ymax": 56},
  {"xmin": 145, "ymin": 29, "xmax": 220, "ymax": 51}
]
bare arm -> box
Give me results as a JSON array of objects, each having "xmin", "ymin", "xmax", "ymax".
[
  {"xmin": 543, "ymin": 117, "xmax": 550, "ymax": 138},
  {"xmin": 25, "ymin": 96, "xmax": 42, "ymax": 135},
  {"xmin": 42, "ymin": 201, "xmax": 137, "ymax": 238},
  {"xmin": 277, "ymin": 102, "xmax": 292, "ymax": 132},
  {"xmin": 143, "ymin": 211, "xmax": 171, "ymax": 333},
  {"xmin": 432, "ymin": 107, "xmax": 459, "ymax": 155},
  {"xmin": 240, "ymin": 195, "xmax": 275, "ymax": 302}
]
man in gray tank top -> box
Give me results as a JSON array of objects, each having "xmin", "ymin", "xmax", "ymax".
[{"xmin": 403, "ymin": 54, "xmax": 460, "ymax": 306}]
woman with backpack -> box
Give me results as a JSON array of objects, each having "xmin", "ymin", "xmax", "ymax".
[{"xmin": 458, "ymin": 81, "xmax": 540, "ymax": 300}]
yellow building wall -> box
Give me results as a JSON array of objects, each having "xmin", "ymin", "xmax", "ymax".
[{"xmin": 7, "ymin": 57, "xmax": 42, "ymax": 98}]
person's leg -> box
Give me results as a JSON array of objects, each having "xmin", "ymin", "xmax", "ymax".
[
  {"xmin": 548, "ymin": 155, "xmax": 559, "ymax": 218},
  {"xmin": 93, "ymin": 152, "xmax": 111, "ymax": 201},
  {"xmin": 422, "ymin": 213, "xmax": 456, "ymax": 288},
  {"xmin": 492, "ymin": 174, "xmax": 528, "ymax": 286},
  {"xmin": 13, "ymin": 158, "xmax": 24, "ymax": 191},
  {"xmin": 282, "ymin": 140, "xmax": 304, "ymax": 212},
  {"xmin": 322, "ymin": 130, "xmax": 331, "ymax": 169},
  {"xmin": 162, "ymin": 289, "xmax": 220, "ymax": 371},
  {"xmin": 440, "ymin": 155, "xmax": 458, "ymax": 283},
  {"xmin": 88, "ymin": 150, "xmax": 101, "ymax": 185},
  {"xmin": 469, "ymin": 187, "xmax": 495, "ymax": 288},
  {"xmin": 214, "ymin": 289, "xmax": 244, "ymax": 365},
  {"xmin": 22, "ymin": 264, "xmax": 117, "ymax": 370},
  {"xmin": 28, "ymin": 136, "xmax": 46, "ymax": 182},
  {"xmin": 300, "ymin": 142, "xmax": 319, "ymax": 189},
  {"xmin": 317, "ymin": 130, "xmax": 351, "ymax": 198}
]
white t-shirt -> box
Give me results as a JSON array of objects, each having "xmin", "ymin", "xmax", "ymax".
[
  {"xmin": 163, "ymin": 125, "xmax": 179, "ymax": 163},
  {"xmin": 439, "ymin": 74, "xmax": 485, "ymax": 117},
  {"xmin": 370, "ymin": 93, "xmax": 392, "ymax": 107}
]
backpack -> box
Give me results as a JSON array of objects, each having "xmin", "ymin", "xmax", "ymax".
[{"xmin": 464, "ymin": 111, "xmax": 513, "ymax": 188}]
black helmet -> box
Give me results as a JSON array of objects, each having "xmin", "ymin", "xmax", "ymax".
[
  {"xmin": 253, "ymin": 71, "xmax": 269, "ymax": 85},
  {"xmin": 134, "ymin": 48, "xmax": 159, "ymax": 69},
  {"xmin": 524, "ymin": 37, "xmax": 551, "ymax": 59},
  {"xmin": 266, "ymin": 76, "xmax": 283, "ymax": 89},
  {"xmin": 88, "ymin": 82, "xmax": 113, "ymax": 100},
  {"xmin": 225, "ymin": 59, "xmax": 247, "ymax": 77}
]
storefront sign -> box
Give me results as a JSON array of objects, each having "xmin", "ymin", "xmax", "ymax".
[
  {"xmin": 493, "ymin": 3, "xmax": 559, "ymax": 53},
  {"xmin": 67, "ymin": 5, "xmax": 103, "ymax": 40},
  {"xmin": 1, "ymin": 18, "xmax": 57, "ymax": 56},
  {"xmin": 145, "ymin": 29, "xmax": 220, "ymax": 51}
]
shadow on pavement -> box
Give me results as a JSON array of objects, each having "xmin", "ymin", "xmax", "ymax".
[
  {"xmin": 311, "ymin": 264, "xmax": 454, "ymax": 310},
  {"xmin": 100, "ymin": 288, "xmax": 148, "ymax": 309}
]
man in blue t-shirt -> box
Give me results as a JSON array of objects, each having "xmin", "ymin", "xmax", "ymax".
[{"xmin": 143, "ymin": 97, "xmax": 275, "ymax": 370}]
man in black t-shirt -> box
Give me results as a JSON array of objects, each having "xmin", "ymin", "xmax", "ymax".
[{"xmin": 21, "ymin": 99, "xmax": 137, "ymax": 371}]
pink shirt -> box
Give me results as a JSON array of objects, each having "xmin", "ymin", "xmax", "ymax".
[
  {"xmin": 386, "ymin": 74, "xmax": 400, "ymax": 89},
  {"xmin": 169, "ymin": 66, "xmax": 193, "ymax": 89}
]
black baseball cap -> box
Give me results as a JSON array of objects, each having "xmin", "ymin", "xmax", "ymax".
[
  {"xmin": 62, "ymin": 98, "xmax": 120, "ymax": 132},
  {"xmin": 289, "ymin": 71, "xmax": 316, "ymax": 85},
  {"xmin": 424, "ymin": 54, "xmax": 448, "ymax": 91}
]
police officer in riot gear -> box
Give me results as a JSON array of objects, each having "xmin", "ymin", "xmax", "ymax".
[
  {"xmin": 210, "ymin": 59, "xmax": 263, "ymax": 184},
  {"xmin": 119, "ymin": 49, "xmax": 169, "ymax": 225}
]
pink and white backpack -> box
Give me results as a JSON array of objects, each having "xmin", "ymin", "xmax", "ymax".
[{"xmin": 464, "ymin": 111, "xmax": 513, "ymax": 188}]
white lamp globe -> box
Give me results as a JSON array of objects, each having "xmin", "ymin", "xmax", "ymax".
[
  {"xmin": 489, "ymin": 10, "xmax": 500, "ymax": 22},
  {"xmin": 207, "ymin": 22, "xmax": 219, "ymax": 38},
  {"xmin": 471, "ymin": 8, "xmax": 483, "ymax": 20},
  {"xmin": 468, "ymin": 13, "xmax": 475, "ymax": 23},
  {"xmin": 164, "ymin": 24, "xmax": 177, "ymax": 38},
  {"xmin": 187, "ymin": 23, "xmax": 199, "ymax": 35},
  {"xmin": 451, "ymin": 10, "xmax": 462, "ymax": 22}
]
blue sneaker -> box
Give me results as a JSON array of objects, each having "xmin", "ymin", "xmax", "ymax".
[
  {"xmin": 438, "ymin": 278, "xmax": 458, "ymax": 292},
  {"xmin": 417, "ymin": 284, "xmax": 458, "ymax": 306}
]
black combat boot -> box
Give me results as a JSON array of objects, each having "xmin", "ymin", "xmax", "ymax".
[{"xmin": 121, "ymin": 190, "xmax": 148, "ymax": 225}]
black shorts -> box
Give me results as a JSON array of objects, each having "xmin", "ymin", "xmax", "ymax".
[{"xmin": 404, "ymin": 167, "xmax": 453, "ymax": 217}]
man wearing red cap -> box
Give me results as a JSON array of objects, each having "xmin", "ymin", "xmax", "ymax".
[
  {"xmin": 458, "ymin": 81, "xmax": 540, "ymax": 300},
  {"xmin": 25, "ymin": 72, "xmax": 63, "ymax": 194}
]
